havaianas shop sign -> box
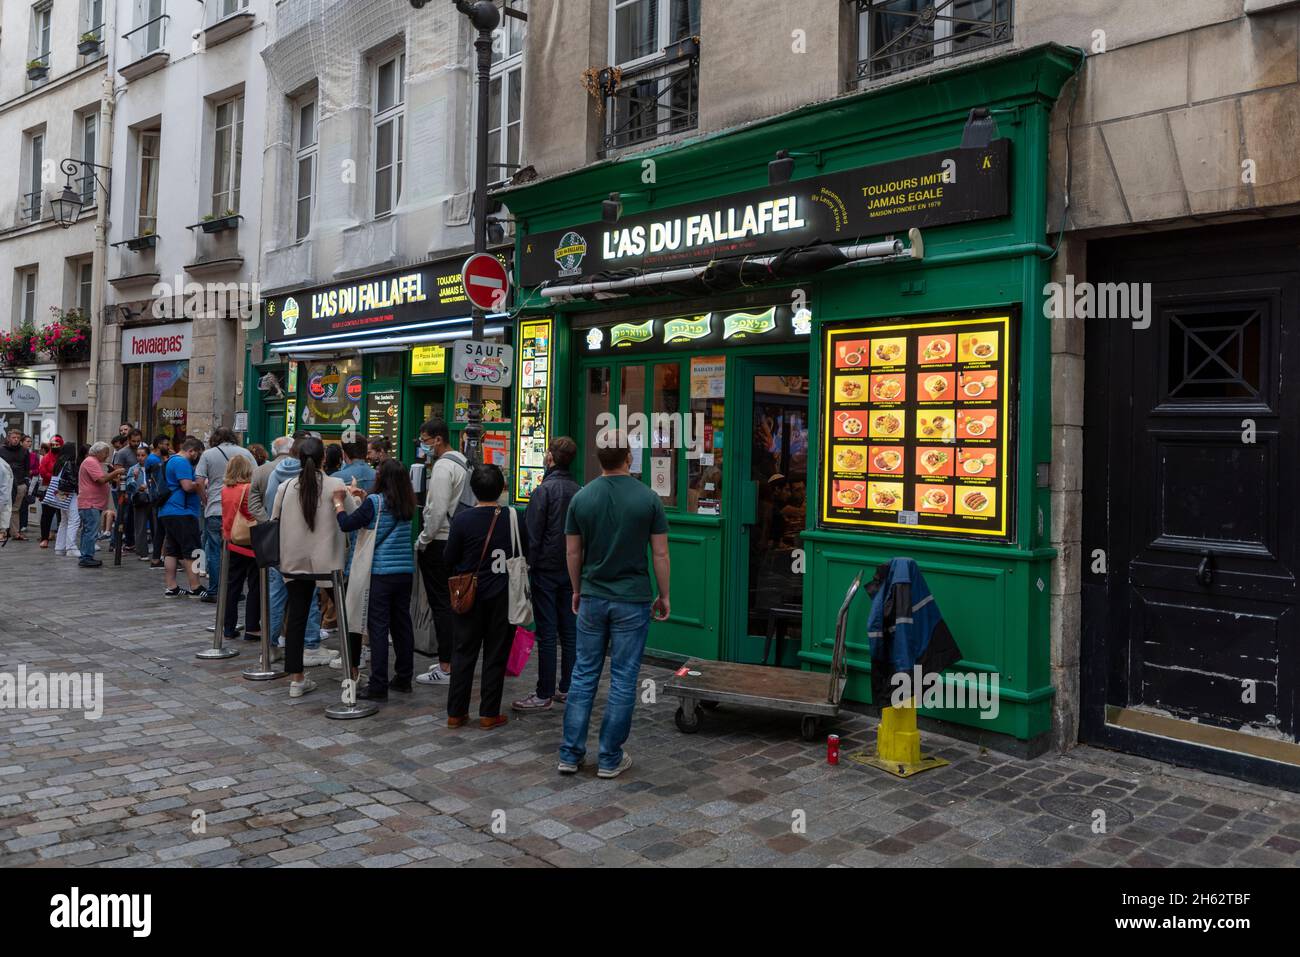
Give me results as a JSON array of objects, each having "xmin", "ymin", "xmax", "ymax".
[
  {"xmin": 519, "ymin": 141, "xmax": 1010, "ymax": 286},
  {"xmin": 582, "ymin": 305, "xmax": 810, "ymax": 354}
]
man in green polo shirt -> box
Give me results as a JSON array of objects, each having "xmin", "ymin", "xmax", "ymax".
[{"xmin": 559, "ymin": 430, "xmax": 670, "ymax": 780}]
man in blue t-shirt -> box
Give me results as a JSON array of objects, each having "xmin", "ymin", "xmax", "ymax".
[{"xmin": 158, "ymin": 437, "xmax": 204, "ymax": 597}]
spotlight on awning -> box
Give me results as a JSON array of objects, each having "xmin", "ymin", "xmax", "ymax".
[
  {"xmin": 601, "ymin": 192, "xmax": 623, "ymax": 224},
  {"xmin": 961, "ymin": 107, "xmax": 999, "ymax": 149}
]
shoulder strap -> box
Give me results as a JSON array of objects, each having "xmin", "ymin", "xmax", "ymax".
[
  {"xmin": 508, "ymin": 506, "xmax": 522, "ymax": 558},
  {"xmin": 474, "ymin": 507, "xmax": 501, "ymax": 572}
]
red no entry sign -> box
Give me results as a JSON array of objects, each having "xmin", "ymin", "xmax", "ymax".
[{"xmin": 461, "ymin": 253, "xmax": 511, "ymax": 312}]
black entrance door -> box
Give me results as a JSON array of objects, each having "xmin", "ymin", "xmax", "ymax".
[{"xmin": 1084, "ymin": 222, "xmax": 1300, "ymax": 781}]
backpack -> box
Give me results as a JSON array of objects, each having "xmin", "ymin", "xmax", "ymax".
[
  {"xmin": 147, "ymin": 461, "xmax": 172, "ymax": 508},
  {"xmin": 440, "ymin": 451, "xmax": 477, "ymax": 516}
]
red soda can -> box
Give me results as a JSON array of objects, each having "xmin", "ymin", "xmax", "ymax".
[{"xmin": 827, "ymin": 734, "xmax": 840, "ymax": 765}]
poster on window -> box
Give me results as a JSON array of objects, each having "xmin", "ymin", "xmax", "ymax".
[
  {"xmin": 821, "ymin": 313, "xmax": 1014, "ymax": 540},
  {"xmin": 514, "ymin": 318, "xmax": 553, "ymax": 502}
]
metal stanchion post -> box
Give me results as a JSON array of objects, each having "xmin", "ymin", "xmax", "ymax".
[
  {"xmin": 196, "ymin": 544, "xmax": 238, "ymax": 660},
  {"xmin": 243, "ymin": 564, "xmax": 286, "ymax": 681},
  {"xmin": 326, "ymin": 568, "xmax": 376, "ymax": 720}
]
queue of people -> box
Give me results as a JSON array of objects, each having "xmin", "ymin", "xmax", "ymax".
[{"xmin": 17, "ymin": 419, "xmax": 672, "ymax": 780}]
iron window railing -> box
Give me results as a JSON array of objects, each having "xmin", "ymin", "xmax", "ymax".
[
  {"xmin": 123, "ymin": 12, "xmax": 169, "ymax": 62},
  {"xmin": 21, "ymin": 191, "xmax": 43, "ymax": 224},
  {"xmin": 600, "ymin": 41, "xmax": 699, "ymax": 156},
  {"xmin": 852, "ymin": 0, "xmax": 1013, "ymax": 84}
]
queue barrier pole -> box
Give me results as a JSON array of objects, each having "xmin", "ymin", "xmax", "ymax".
[
  {"xmin": 243, "ymin": 564, "xmax": 287, "ymax": 681},
  {"xmin": 325, "ymin": 568, "xmax": 377, "ymax": 720},
  {"xmin": 196, "ymin": 544, "xmax": 239, "ymax": 660}
]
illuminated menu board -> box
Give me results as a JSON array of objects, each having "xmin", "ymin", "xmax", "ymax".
[
  {"xmin": 514, "ymin": 318, "xmax": 553, "ymax": 502},
  {"xmin": 821, "ymin": 314, "xmax": 1014, "ymax": 540}
]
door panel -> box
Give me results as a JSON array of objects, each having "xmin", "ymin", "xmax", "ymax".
[{"xmin": 1091, "ymin": 225, "xmax": 1300, "ymax": 747}]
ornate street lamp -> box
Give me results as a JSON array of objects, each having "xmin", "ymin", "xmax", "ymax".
[{"xmin": 51, "ymin": 158, "xmax": 111, "ymax": 228}]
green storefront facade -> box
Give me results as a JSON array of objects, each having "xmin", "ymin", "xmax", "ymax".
[{"xmin": 499, "ymin": 44, "xmax": 1083, "ymax": 749}]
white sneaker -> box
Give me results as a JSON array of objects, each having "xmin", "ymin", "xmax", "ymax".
[
  {"xmin": 302, "ymin": 648, "xmax": 334, "ymax": 668},
  {"xmin": 289, "ymin": 677, "xmax": 317, "ymax": 698},
  {"xmin": 415, "ymin": 665, "xmax": 451, "ymax": 686},
  {"xmin": 54, "ymin": 549, "xmax": 65, "ymax": 556},
  {"xmin": 270, "ymin": 645, "xmax": 284, "ymax": 664},
  {"xmin": 328, "ymin": 655, "xmax": 343, "ymax": 670},
  {"xmin": 66, "ymin": 549, "xmax": 81, "ymax": 559},
  {"xmin": 319, "ymin": 627, "xmax": 338, "ymax": 641}
]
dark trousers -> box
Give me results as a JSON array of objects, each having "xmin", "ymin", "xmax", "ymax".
[
  {"xmin": 151, "ymin": 507, "xmax": 164, "ymax": 561},
  {"xmin": 283, "ymin": 578, "xmax": 325, "ymax": 675},
  {"xmin": 40, "ymin": 504, "xmax": 59, "ymax": 541},
  {"xmin": 224, "ymin": 550, "xmax": 261, "ymax": 638},
  {"xmin": 448, "ymin": 591, "xmax": 512, "ymax": 718},
  {"xmin": 348, "ymin": 573, "xmax": 414, "ymax": 693},
  {"xmin": 132, "ymin": 503, "xmax": 153, "ymax": 558},
  {"xmin": 530, "ymin": 570, "xmax": 577, "ymax": 699},
  {"xmin": 417, "ymin": 540, "xmax": 454, "ymax": 664}
]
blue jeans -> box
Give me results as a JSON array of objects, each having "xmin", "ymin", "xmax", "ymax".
[
  {"xmin": 268, "ymin": 566, "xmax": 321, "ymax": 649},
  {"xmin": 77, "ymin": 508, "xmax": 102, "ymax": 563},
  {"xmin": 560, "ymin": 597, "xmax": 651, "ymax": 772},
  {"xmin": 531, "ymin": 571, "xmax": 576, "ymax": 700},
  {"xmin": 203, "ymin": 515, "xmax": 224, "ymax": 595}
]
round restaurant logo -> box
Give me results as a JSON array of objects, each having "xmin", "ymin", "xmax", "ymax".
[
  {"xmin": 346, "ymin": 376, "xmax": 363, "ymax": 401},
  {"xmin": 308, "ymin": 373, "xmax": 326, "ymax": 399},
  {"xmin": 554, "ymin": 231, "xmax": 588, "ymax": 277}
]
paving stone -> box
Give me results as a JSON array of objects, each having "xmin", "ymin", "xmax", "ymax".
[{"xmin": 4, "ymin": 550, "xmax": 1300, "ymax": 869}]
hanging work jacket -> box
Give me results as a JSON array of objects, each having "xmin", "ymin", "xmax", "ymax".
[{"xmin": 866, "ymin": 557, "xmax": 963, "ymax": 703}]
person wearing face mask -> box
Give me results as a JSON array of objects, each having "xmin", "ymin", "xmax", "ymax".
[{"xmin": 413, "ymin": 419, "xmax": 470, "ymax": 686}]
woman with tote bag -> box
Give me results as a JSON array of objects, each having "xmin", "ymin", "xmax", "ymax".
[
  {"xmin": 333, "ymin": 459, "xmax": 417, "ymax": 701},
  {"xmin": 442, "ymin": 464, "xmax": 528, "ymax": 729},
  {"xmin": 271, "ymin": 437, "xmax": 355, "ymax": 699}
]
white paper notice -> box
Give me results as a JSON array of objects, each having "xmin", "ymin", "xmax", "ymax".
[{"xmin": 651, "ymin": 455, "xmax": 672, "ymax": 498}]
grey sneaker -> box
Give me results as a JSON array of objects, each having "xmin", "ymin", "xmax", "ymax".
[
  {"xmin": 289, "ymin": 677, "xmax": 317, "ymax": 698},
  {"xmin": 597, "ymin": 754, "xmax": 633, "ymax": 779},
  {"xmin": 512, "ymin": 693, "xmax": 552, "ymax": 713},
  {"xmin": 557, "ymin": 758, "xmax": 584, "ymax": 775}
]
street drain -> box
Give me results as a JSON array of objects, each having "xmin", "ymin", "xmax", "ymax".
[{"xmin": 1038, "ymin": 793, "xmax": 1133, "ymax": 825}]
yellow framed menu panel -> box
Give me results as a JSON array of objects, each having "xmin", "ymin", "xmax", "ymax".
[
  {"xmin": 821, "ymin": 312, "xmax": 1014, "ymax": 540},
  {"xmin": 514, "ymin": 317, "xmax": 554, "ymax": 502}
]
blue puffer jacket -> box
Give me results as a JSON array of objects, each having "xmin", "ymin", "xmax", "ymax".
[
  {"xmin": 865, "ymin": 558, "xmax": 963, "ymax": 702},
  {"xmin": 337, "ymin": 494, "xmax": 413, "ymax": 576}
]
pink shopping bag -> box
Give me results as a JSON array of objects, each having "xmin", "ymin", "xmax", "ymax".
[{"xmin": 506, "ymin": 626, "xmax": 536, "ymax": 677}]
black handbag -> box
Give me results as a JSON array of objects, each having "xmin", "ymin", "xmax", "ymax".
[{"xmin": 250, "ymin": 519, "xmax": 280, "ymax": 568}]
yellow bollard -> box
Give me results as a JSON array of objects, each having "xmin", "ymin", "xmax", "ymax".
[
  {"xmin": 877, "ymin": 698, "xmax": 923, "ymax": 765},
  {"xmin": 846, "ymin": 696, "xmax": 949, "ymax": 777}
]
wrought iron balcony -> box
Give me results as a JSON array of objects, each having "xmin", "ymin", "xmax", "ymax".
[
  {"xmin": 599, "ymin": 39, "xmax": 699, "ymax": 157},
  {"xmin": 852, "ymin": 0, "xmax": 1013, "ymax": 84}
]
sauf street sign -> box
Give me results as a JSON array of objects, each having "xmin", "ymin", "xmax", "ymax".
[{"xmin": 450, "ymin": 339, "xmax": 514, "ymax": 387}]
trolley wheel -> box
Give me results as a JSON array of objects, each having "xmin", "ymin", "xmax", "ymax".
[
  {"xmin": 700, "ymin": 701, "xmax": 720, "ymax": 711},
  {"xmin": 800, "ymin": 715, "xmax": 821, "ymax": 742},
  {"xmin": 674, "ymin": 703, "xmax": 702, "ymax": 733}
]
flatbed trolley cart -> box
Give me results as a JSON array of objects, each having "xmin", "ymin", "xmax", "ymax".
[{"xmin": 663, "ymin": 571, "xmax": 863, "ymax": 742}]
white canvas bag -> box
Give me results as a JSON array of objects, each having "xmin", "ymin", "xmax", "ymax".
[{"xmin": 506, "ymin": 507, "xmax": 532, "ymax": 625}]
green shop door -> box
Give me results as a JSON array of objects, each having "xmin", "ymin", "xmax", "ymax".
[
  {"xmin": 728, "ymin": 356, "xmax": 810, "ymax": 666},
  {"xmin": 407, "ymin": 386, "xmax": 446, "ymax": 505}
]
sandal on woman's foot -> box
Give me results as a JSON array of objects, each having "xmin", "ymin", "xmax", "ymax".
[{"xmin": 39, "ymin": 540, "xmax": 48, "ymax": 548}]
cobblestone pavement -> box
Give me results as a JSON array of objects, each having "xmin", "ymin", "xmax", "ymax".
[{"xmin": 2, "ymin": 542, "xmax": 1299, "ymax": 868}]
